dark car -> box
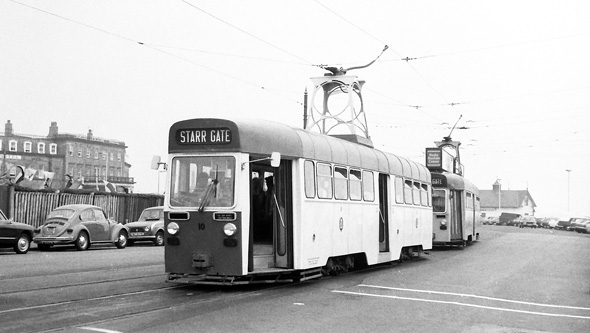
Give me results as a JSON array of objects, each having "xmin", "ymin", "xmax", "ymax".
[
  {"xmin": 126, "ymin": 206, "xmax": 165, "ymax": 246},
  {"xmin": 33, "ymin": 204, "xmax": 128, "ymax": 251},
  {"xmin": 554, "ymin": 218, "xmax": 572, "ymax": 231},
  {"xmin": 572, "ymin": 218, "xmax": 590, "ymax": 233},
  {"xmin": 0, "ymin": 208, "xmax": 34, "ymax": 254},
  {"xmin": 519, "ymin": 216, "xmax": 538, "ymax": 228}
]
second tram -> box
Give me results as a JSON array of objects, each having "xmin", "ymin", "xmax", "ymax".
[
  {"xmin": 431, "ymin": 171, "xmax": 481, "ymax": 246},
  {"xmin": 162, "ymin": 118, "xmax": 433, "ymax": 284},
  {"xmin": 426, "ymin": 145, "xmax": 481, "ymax": 246}
]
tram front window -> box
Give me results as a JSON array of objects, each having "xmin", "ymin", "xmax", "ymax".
[
  {"xmin": 432, "ymin": 189, "xmax": 446, "ymax": 213},
  {"xmin": 170, "ymin": 156, "xmax": 236, "ymax": 208}
]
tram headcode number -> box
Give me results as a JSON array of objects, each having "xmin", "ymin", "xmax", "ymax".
[{"xmin": 176, "ymin": 127, "xmax": 232, "ymax": 145}]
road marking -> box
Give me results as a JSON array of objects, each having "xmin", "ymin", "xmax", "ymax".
[
  {"xmin": 79, "ymin": 327, "xmax": 123, "ymax": 333},
  {"xmin": 332, "ymin": 289, "xmax": 590, "ymax": 320},
  {"xmin": 358, "ymin": 284, "xmax": 590, "ymax": 311}
]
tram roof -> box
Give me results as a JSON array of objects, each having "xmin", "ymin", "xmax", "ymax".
[
  {"xmin": 432, "ymin": 171, "xmax": 479, "ymax": 194},
  {"xmin": 169, "ymin": 118, "xmax": 430, "ymax": 182}
]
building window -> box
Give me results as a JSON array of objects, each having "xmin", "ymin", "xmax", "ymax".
[
  {"xmin": 110, "ymin": 152, "xmax": 114, "ymax": 161},
  {"xmin": 117, "ymin": 152, "xmax": 121, "ymax": 162},
  {"xmin": 95, "ymin": 150, "xmax": 99, "ymax": 159},
  {"xmin": 102, "ymin": 152, "xmax": 107, "ymax": 160},
  {"xmin": 49, "ymin": 143, "xmax": 57, "ymax": 155},
  {"xmin": 38, "ymin": 142, "xmax": 45, "ymax": 154},
  {"xmin": 9, "ymin": 140, "xmax": 17, "ymax": 152},
  {"xmin": 78, "ymin": 149, "xmax": 82, "ymax": 157},
  {"xmin": 24, "ymin": 141, "xmax": 32, "ymax": 153},
  {"xmin": 68, "ymin": 144, "xmax": 74, "ymax": 156}
]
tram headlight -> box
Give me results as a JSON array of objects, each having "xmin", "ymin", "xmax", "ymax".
[
  {"xmin": 223, "ymin": 223, "xmax": 237, "ymax": 236},
  {"xmin": 440, "ymin": 219, "xmax": 447, "ymax": 226},
  {"xmin": 167, "ymin": 222, "xmax": 180, "ymax": 235}
]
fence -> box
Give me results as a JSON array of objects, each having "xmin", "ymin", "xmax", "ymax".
[{"xmin": 1, "ymin": 185, "xmax": 163, "ymax": 228}]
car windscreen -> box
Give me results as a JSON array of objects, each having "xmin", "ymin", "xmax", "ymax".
[{"xmin": 139, "ymin": 209, "xmax": 163, "ymax": 221}]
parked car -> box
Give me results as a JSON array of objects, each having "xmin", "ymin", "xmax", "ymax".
[
  {"xmin": 482, "ymin": 216, "xmax": 498, "ymax": 225},
  {"xmin": 519, "ymin": 216, "xmax": 538, "ymax": 228},
  {"xmin": 554, "ymin": 218, "xmax": 572, "ymax": 231},
  {"xmin": 0, "ymin": 208, "xmax": 34, "ymax": 254},
  {"xmin": 572, "ymin": 218, "xmax": 590, "ymax": 233},
  {"xmin": 540, "ymin": 217, "xmax": 559, "ymax": 229},
  {"xmin": 506, "ymin": 216, "xmax": 523, "ymax": 227},
  {"xmin": 126, "ymin": 206, "xmax": 165, "ymax": 246},
  {"xmin": 33, "ymin": 204, "xmax": 128, "ymax": 251}
]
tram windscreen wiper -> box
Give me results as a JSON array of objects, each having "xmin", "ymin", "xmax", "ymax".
[{"xmin": 198, "ymin": 165, "xmax": 219, "ymax": 212}]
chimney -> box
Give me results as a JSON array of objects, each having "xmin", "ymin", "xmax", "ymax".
[
  {"xmin": 87, "ymin": 129, "xmax": 93, "ymax": 140},
  {"xmin": 5, "ymin": 120, "xmax": 13, "ymax": 136},
  {"xmin": 48, "ymin": 121, "xmax": 58, "ymax": 137},
  {"xmin": 493, "ymin": 179, "xmax": 501, "ymax": 193}
]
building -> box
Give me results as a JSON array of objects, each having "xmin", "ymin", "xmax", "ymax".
[
  {"xmin": 0, "ymin": 120, "xmax": 134, "ymax": 192},
  {"xmin": 479, "ymin": 179, "xmax": 536, "ymax": 217}
]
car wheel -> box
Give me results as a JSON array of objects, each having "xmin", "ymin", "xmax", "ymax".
[
  {"xmin": 115, "ymin": 230, "xmax": 128, "ymax": 249},
  {"xmin": 14, "ymin": 234, "xmax": 31, "ymax": 254},
  {"xmin": 154, "ymin": 231, "xmax": 165, "ymax": 246},
  {"xmin": 75, "ymin": 231, "xmax": 90, "ymax": 251}
]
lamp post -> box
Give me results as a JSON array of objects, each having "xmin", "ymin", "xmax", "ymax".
[{"xmin": 565, "ymin": 169, "xmax": 572, "ymax": 213}]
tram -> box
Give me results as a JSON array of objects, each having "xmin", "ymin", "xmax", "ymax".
[
  {"xmin": 161, "ymin": 118, "xmax": 432, "ymax": 284},
  {"xmin": 426, "ymin": 142, "xmax": 481, "ymax": 246}
]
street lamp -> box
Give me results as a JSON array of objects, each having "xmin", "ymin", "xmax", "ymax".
[{"xmin": 565, "ymin": 169, "xmax": 572, "ymax": 212}]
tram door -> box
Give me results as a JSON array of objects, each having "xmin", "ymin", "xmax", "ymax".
[
  {"xmin": 248, "ymin": 161, "xmax": 292, "ymax": 271},
  {"xmin": 449, "ymin": 190, "xmax": 463, "ymax": 240},
  {"xmin": 273, "ymin": 161, "xmax": 292, "ymax": 268},
  {"xmin": 378, "ymin": 174, "xmax": 389, "ymax": 252}
]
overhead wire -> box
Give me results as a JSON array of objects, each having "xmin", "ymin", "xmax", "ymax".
[{"xmin": 8, "ymin": 0, "xmax": 306, "ymax": 106}]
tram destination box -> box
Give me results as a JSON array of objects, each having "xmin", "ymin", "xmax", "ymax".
[{"xmin": 425, "ymin": 148, "xmax": 454, "ymax": 173}]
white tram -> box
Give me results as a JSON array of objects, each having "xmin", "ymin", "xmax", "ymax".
[
  {"xmin": 163, "ymin": 118, "xmax": 432, "ymax": 284},
  {"xmin": 426, "ymin": 144, "xmax": 481, "ymax": 246},
  {"xmin": 431, "ymin": 172, "xmax": 481, "ymax": 246}
]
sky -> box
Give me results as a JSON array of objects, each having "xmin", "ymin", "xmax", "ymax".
[{"xmin": 1, "ymin": 0, "xmax": 589, "ymax": 217}]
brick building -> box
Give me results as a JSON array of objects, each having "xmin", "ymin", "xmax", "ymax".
[{"xmin": 0, "ymin": 120, "xmax": 134, "ymax": 192}]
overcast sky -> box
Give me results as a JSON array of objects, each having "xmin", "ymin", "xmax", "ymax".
[{"xmin": 1, "ymin": 0, "xmax": 588, "ymax": 217}]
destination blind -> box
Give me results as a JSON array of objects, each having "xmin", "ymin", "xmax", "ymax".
[{"xmin": 176, "ymin": 128, "xmax": 232, "ymax": 145}]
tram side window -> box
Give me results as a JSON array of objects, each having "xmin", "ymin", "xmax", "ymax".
[
  {"xmin": 317, "ymin": 163, "xmax": 333, "ymax": 199},
  {"xmin": 413, "ymin": 181, "xmax": 421, "ymax": 205},
  {"xmin": 334, "ymin": 166, "xmax": 348, "ymax": 200},
  {"xmin": 350, "ymin": 169, "xmax": 362, "ymax": 201},
  {"xmin": 362, "ymin": 170, "xmax": 375, "ymax": 201},
  {"xmin": 420, "ymin": 183, "xmax": 429, "ymax": 206},
  {"xmin": 395, "ymin": 177, "xmax": 404, "ymax": 203},
  {"xmin": 404, "ymin": 180, "xmax": 413, "ymax": 204},
  {"xmin": 466, "ymin": 192, "xmax": 473, "ymax": 209},
  {"xmin": 304, "ymin": 160, "xmax": 315, "ymax": 198},
  {"xmin": 432, "ymin": 189, "xmax": 446, "ymax": 212}
]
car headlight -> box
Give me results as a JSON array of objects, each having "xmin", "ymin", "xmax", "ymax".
[
  {"xmin": 144, "ymin": 226, "xmax": 150, "ymax": 232},
  {"xmin": 440, "ymin": 219, "xmax": 447, "ymax": 226},
  {"xmin": 223, "ymin": 223, "xmax": 237, "ymax": 236},
  {"xmin": 167, "ymin": 222, "xmax": 180, "ymax": 235}
]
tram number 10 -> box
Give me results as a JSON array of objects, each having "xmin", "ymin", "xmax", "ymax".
[{"xmin": 198, "ymin": 223, "xmax": 205, "ymax": 230}]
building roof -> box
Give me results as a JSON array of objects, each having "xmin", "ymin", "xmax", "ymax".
[{"xmin": 480, "ymin": 189, "xmax": 537, "ymax": 208}]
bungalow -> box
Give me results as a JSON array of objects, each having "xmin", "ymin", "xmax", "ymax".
[{"xmin": 480, "ymin": 180, "xmax": 536, "ymax": 217}]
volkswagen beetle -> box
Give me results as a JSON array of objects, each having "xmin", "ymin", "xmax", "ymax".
[{"xmin": 33, "ymin": 204, "xmax": 128, "ymax": 251}]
